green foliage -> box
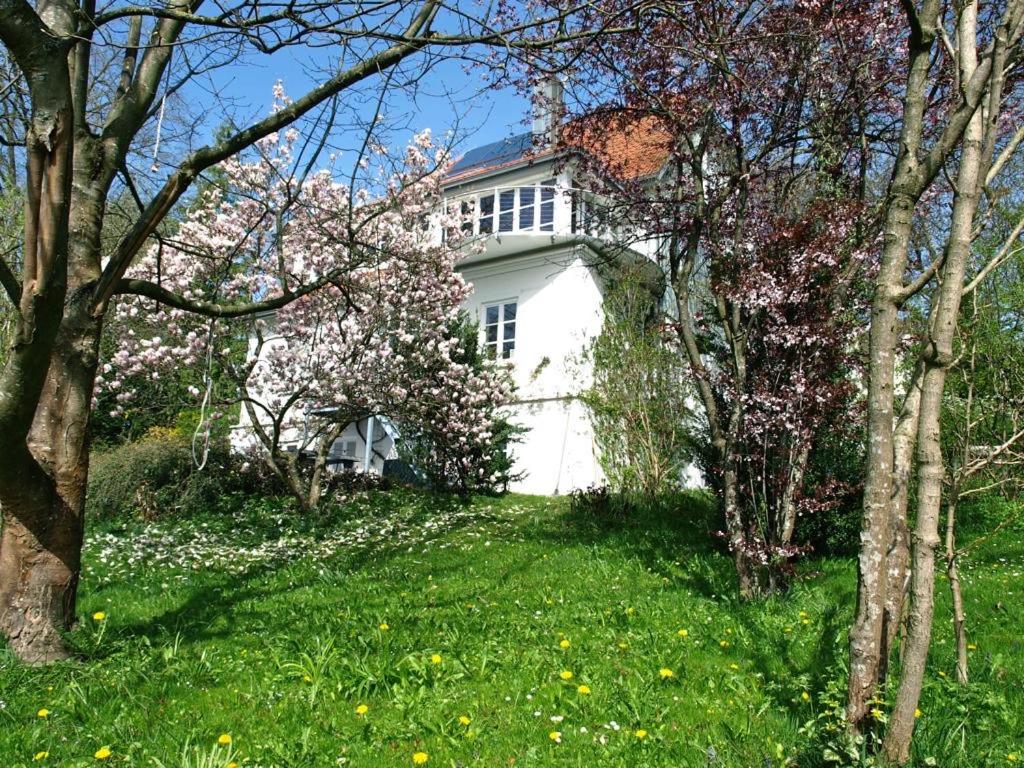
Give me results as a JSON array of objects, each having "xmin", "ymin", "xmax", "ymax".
[
  {"xmin": 0, "ymin": 181, "xmax": 23, "ymax": 370},
  {"xmin": 797, "ymin": 426, "xmax": 866, "ymax": 556},
  {"xmin": 0, "ymin": 490, "xmax": 1020, "ymax": 766},
  {"xmin": 582, "ymin": 268, "xmax": 695, "ymax": 496},
  {"xmin": 86, "ymin": 427, "xmax": 234, "ymax": 521}
]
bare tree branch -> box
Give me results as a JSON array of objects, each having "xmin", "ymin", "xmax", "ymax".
[
  {"xmin": 962, "ymin": 208, "xmax": 1024, "ymax": 294},
  {"xmin": 0, "ymin": 254, "xmax": 20, "ymax": 305},
  {"xmin": 90, "ymin": 0, "xmax": 440, "ymax": 315}
]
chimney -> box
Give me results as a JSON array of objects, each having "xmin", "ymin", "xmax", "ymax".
[{"xmin": 532, "ymin": 75, "xmax": 564, "ymax": 146}]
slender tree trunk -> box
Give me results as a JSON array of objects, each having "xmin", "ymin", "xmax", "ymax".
[
  {"xmin": 846, "ymin": 0, "xmax": 942, "ymax": 728},
  {"xmin": 878, "ymin": 365, "xmax": 924, "ymax": 683},
  {"xmin": 779, "ymin": 444, "xmax": 810, "ymax": 544},
  {"xmin": 945, "ymin": 497, "xmax": 969, "ymax": 685},
  {"xmin": 722, "ymin": 457, "xmax": 756, "ymax": 599},
  {"xmin": 847, "ymin": 191, "xmax": 918, "ymax": 730},
  {"xmin": 883, "ymin": 7, "xmax": 987, "ymax": 759}
]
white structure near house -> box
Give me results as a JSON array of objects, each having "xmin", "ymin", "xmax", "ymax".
[
  {"xmin": 438, "ymin": 84, "xmax": 676, "ymax": 494},
  {"xmin": 233, "ymin": 83, "xmax": 682, "ymax": 495}
]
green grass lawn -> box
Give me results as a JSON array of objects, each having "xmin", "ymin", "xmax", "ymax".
[{"xmin": 1, "ymin": 490, "xmax": 1021, "ymax": 767}]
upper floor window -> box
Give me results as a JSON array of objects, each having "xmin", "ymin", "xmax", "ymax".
[
  {"xmin": 459, "ymin": 180, "xmax": 558, "ymax": 236},
  {"xmin": 483, "ymin": 301, "xmax": 517, "ymax": 359}
]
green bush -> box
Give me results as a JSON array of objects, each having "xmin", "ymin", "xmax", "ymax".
[
  {"xmin": 796, "ymin": 423, "xmax": 866, "ymax": 556},
  {"xmin": 87, "ymin": 427, "xmax": 233, "ymax": 521}
]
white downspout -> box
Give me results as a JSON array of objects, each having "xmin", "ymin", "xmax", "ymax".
[{"xmin": 363, "ymin": 415, "xmax": 375, "ymax": 473}]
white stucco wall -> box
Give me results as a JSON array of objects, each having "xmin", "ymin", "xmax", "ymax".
[{"xmin": 459, "ymin": 247, "xmax": 606, "ymax": 495}]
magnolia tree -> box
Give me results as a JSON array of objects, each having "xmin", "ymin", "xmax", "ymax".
[
  {"xmin": 0, "ymin": 0, "xmax": 609, "ymax": 664},
  {"xmin": 101, "ymin": 123, "xmax": 512, "ymax": 509}
]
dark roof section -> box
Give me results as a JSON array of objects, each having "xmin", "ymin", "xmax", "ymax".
[
  {"xmin": 446, "ymin": 131, "xmax": 544, "ymax": 181},
  {"xmin": 444, "ymin": 113, "xmax": 675, "ymax": 186}
]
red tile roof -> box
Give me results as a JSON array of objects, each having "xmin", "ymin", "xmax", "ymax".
[{"xmin": 562, "ymin": 110, "xmax": 676, "ymax": 180}]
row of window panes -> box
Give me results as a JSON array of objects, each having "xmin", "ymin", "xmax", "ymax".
[
  {"xmin": 448, "ymin": 185, "xmax": 627, "ymax": 240},
  {"xmin": 453, "ymin": 181, "xmax": 557, "ymax": 235}
]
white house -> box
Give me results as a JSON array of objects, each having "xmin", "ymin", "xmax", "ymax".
[
  {"xmin": 233, "ymin": 84, "xmax": 681, "ymax": 495},
  {"xmin": 438, "ymin": 87, "xmax": 675, "ymax": 494}
]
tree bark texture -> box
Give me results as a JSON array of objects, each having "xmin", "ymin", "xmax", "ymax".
[{"xmin": 882, "ymin": 3, "xmax": 989, "ymax": 759}]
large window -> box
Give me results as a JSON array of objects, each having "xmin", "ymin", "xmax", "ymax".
[
  {"xmin": 483, "ymin": 301, "xmax": 517, "ymax": 359},
  {"xmin": 446, "ymin": 181, "xmax": 561, "ymax": 237}
]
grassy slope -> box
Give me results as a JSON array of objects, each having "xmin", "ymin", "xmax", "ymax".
[{"xmin": 0, "ymin": 491, "xmax": 1021, "ymax": 767}]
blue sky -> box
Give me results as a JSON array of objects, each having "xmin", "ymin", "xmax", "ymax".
[{"xmin": 180, "ymin": 36, "xmax": 533, "ymax": 167}]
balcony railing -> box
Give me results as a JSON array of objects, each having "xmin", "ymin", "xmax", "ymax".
[{"xmin": 442, "ymin": 183, "xmax": 659, "ymax": 258}]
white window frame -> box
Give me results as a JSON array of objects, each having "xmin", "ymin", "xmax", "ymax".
[
  {"xmin": 482, "ymin": 299, "xmax": 518, "ymax": 359},
  {"xmin": 449, "ymin": 179, "xmax": 560, "ymax": 237}
]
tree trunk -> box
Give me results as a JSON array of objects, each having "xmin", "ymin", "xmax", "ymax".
[
  {"xmin": 945, "ymin": 498, "xmax": 969, "ymax": 685},
  {"xmin": 0, "ymin": 458, "xmax": 79, "ymax": 663},
  {"xmin": 723, "ymin": 459, "xmax": 756, "ymax": 599},
  {"xmin": 847, "ymin": 191, "xmax": 916, "ymax": 730},
  {"xmin": 846, "ymin": 0, "xmax": 942, "ymax": 729},
  {"xmin": 878, "ymin": 365, "xmax": 923, "ymax": 684},
  {"xmin": 883, "ymin": 6, "xmax": 987, "ymax": 759},
  {"xmin": 0, "ymin": 202, "xmax": 106, "ymax": 663},
  {"xmin": 779, "ymin": 444, "xmax": 810, "ymax": 546}
]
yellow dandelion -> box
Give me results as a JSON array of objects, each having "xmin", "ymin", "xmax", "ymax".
[
  {"xmin": 938, "ymin": 671, "xmax": 947, "ymax": 678},
  {"xmin": 720, "ymin": 640, "xmax": 730, "ymax": 648},
  {"xmin": 577, "ymin": 684, "xmax": 591, "ymax": 695},
  {"xmin": 559, "ymin": 670, "xmax": 574, "ymax": 680},
  {"xmin": 355, "ymin": 704, "xmax": 369, "ymax": 716},
  {"xmin": 871, "ymin": 708, "xmax": 884, "ymax": 721},
  {"xmin": 228, "ymin": 764, "xmax": 238, "ymax": 768},
  {"xmin": 801, "ymin": 692, "xmax": 810, "ymax": 702},
  {"xmin": 549, "ymin": 731, "xmax": 562, "ymax": 743},
  {"xmin": 218, "ymin": 734, "xmax": 232, "ymax": 746},
  {"xmin": 379, "ymin": 623, "xmax": 390, "ymax": 631},
  {"xmin": 677, "ymin": 628, "xmax": 689, "ymax": 638},
  {"xmin": 458, "ymin": 715, "xmax": 471, "ymax": 726},
  {"xmin": 659, "ymin": 667, "xmax": 674, "ymax": 679},
  {"xmin": 33, "ymin": 753, "xmax": 48, "ymax": 762},
  {"xmin": 1008, "ymin": 754, "xmax": 1018, "ymax": 762},
  {"xmin": 635, "ymin": 729, "xmax": 648, "ymax": 740},
  {"xmin": 725, "ymin": 628, "xmax": 733, "ymax": 635},
  {"xmin": 967, "ymin": 643, "xmax": 977, "ymax": 650},
  {"xmin": 37, "ymin": 708, "xmax": 50, "ymax": 718},
  {"xmin": 94, "ymin": 746, "xmax": 112, "ymax": 760},
  {"xmin": 412, "ymin": 751, "xmax": 429, "ymax": 764},
  {"xmin": 799, "ymin": 610, "xmax": 808, "ymax": 619},
  {"xmin": 92, "ymin": 611, "xmax": 106, "ymax": 622},
  {"xmin": 626, "ymin": 607, "xmax": 635, "ymax": 616},
  {"xmin": 431, "ymin": 654, "xmax": 442, "ymax": 664},
  {"xmin": 729, "ymin": 663, "xmax": 739, "ymax": 670},
  {"xmin": 559, "ymin": 639, "xmax": 571, "ymax": 649},
  {"xmin": 914, "ymin": 708, "xmax": 922, "ymax": 718},
  {"xmin": 617, "ymin": 642, "xmax": 629, "ymax": 650}
]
